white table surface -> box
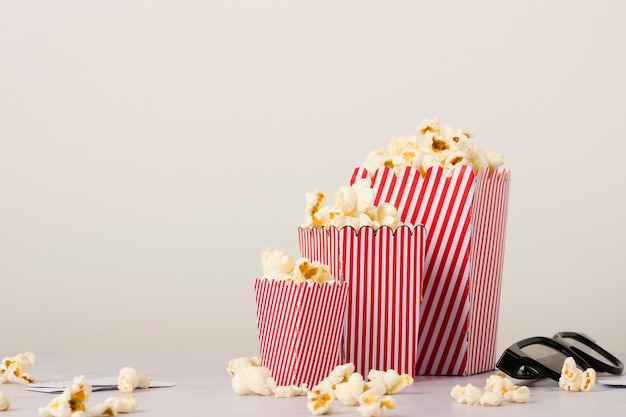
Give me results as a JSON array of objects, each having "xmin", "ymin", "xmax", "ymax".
[{"xmin": 2, "ymin": 354, "xmax": 625, "ymax": 416}]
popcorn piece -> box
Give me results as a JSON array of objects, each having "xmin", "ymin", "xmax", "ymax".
[
  {"xmin": 231, "ymin": 365, "xmax": 276, "ymax": 396},
  {"xmin": 0, "ymin": 351, "xmax": 36, "ymax": 384},
  {"xmin": 226, "ymin": 356, "xmax": 262, "ymax": 376},
  {"xmin": 335, "ymin": 372, "xmax": 367, "ymax": 406},
  {"xmin": 559, "ymin": 357, "xmax": 583, "ymax": 392},
  {"xmin": 450, "ymin": 383, "xmax": 482, "ymax": 405},
  {"xmin": 117, "ymin": 367, "xmax": 150, "ymax": 393},
  {"xmin": 88, "ymin": 403, "xmax": 117, "ymax": 416},
  {"xmin": 479, "ymin": 391, "xmax": 504, "ymax": 406},
  {"xmin": 484, "ymin": 373, "xmax": 514, "ymax": 395},
  {"xmin": 307, "ymin": 387, "xmax": 334, "ymax": 415},
  {"xmin": 356, "ymin": 394, "xmax": 395, "ymax": 417},
  {"xmin": 261, "ymin": 248, "xmax": 295, "ymax": 280},
  {"xmin": 273, "ymin": 384, "xmax": 308, "ymax": 398},
  {"xmin": 316, "ymin": 363, "xmax": 355, "ymax": 391},
  {"xmin": 104, "ymin": 397, "xmax": 137, "ymax": 413},
  {"xmin": 367, "ymin": 369, "xmax": 413, "ymax": 395},
  {"xmin": 580, "ymin": 368, "xmax": 596, "ymax": 391},
  {"xmin": 0, "ymin": 391, "xmax": 10, "ymax": 411},
  {"xmin": 503, "ymin": 385, "xmax": 530, "ymax": 403},
  {"xmin": 39, "ymin": 375, "xmax": 92, "ymax": 417}
]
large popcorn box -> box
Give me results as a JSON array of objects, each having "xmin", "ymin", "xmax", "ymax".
[
  {"xmin": 298, "ymin": 225, "xmax": 425, "ymax": 377},
  {"xmin": 254, "ymin": 279, "xmax": 349, "ymax": 387},
  {"xmin": 348, "ymin": 164, "xmax": 511, "ymax": 375}
]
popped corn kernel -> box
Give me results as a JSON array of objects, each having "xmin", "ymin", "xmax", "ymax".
[
  {"xmin": 0, "ymin": 391, "xmax": 10, "ymax": 411},
  {"xmin": 273, "ymin": 384, "xmax": 308, "ymax": 398},
  {"xmin": 367, "ymin": 369, "xmax": 413, "ymax": 395},
  {"xmin": 317, "ymin": 363, "xmax": 355, "ymax": 391},
  {"xmin": 580, "ymin": 368, "xmax": 596, "ymax": 391},
  {"xmin": 230, "ymin": 364, "xmax": 276, "ymax": 396},
  {"xmin": 117, "ymin": 367, "xmax": 150, "ymax": 393},
  {"xmin": 484, "ymin": 373, "xmax": 514, "ymax": 395},
  {"xmin": 450, "ymin": 383, "xmax": 482, "ymax": 405},
  {"xmin": 226, "ymin": 356, "xmax": 262, "ymax": 376},
  {"xmin": 104, "ymin": 397, "xmax": 137, "ymax": 413},
  {"xmin": 479, "ymin": 391, "xmax": 504, "ymax": 406},
  {"xmin": 39, "ymin": 375, "xmax": 91, "ymax": 417},
  {"xmin": 559, "ymin": 357, "xmax": 583, "ymax": 392},
  {"xmin": 356, "ymin": 394, "xmax": 395, "ymax": 417},
  {"xmin": 261, "ymin": 248, "xmax": 295, "ymax": 281},
  {"xmin": 0, "ymin": 351, "xmax": 36, "ymax": 384},
  {"xmin": 88, "ymin": 403, "xmax": 117, "ymax": 417},
  {"xmin": 503, "ymin": 385, "xmax": 530, "ymax": 403},
  {"xmin": 334, "ymin": 372, "xmax": 367, "ymax": 406},
  {"xmin": 307, "ymin": 387, "xmax": 334, "ymax": 415}
]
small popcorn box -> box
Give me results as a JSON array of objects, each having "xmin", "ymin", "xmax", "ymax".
[
  {"xmin": 349, "ymin": 164, "xmax": 511, "ymax": 375},
  {"xmin": 298, "ymin": 225, "xmax": 425, "ymax": 377},
  {"xmin": 254, "ymin": 279, "xmax": 349, "ymax": 387}
]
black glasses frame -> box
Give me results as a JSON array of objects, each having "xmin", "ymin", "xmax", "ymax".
[{"xmin": 496, "ymin": 332, "xmax": 623, "ymax": 382}]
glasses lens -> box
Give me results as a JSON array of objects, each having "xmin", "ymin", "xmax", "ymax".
[{"xmin": 520, "ymin": 343, "xmax": 569, "ymax": 374}]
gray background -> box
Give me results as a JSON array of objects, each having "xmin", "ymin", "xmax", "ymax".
[{"xmin": 1, "ymin": 0, "xmax": 624, "ymax": 359}]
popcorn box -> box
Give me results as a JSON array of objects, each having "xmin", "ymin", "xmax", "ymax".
[
  {"xmin": 349, "ymin": 164, "xmax": 511, "ymax": 375},
  {"xmin": 254, "ymin": 279, "xmax": 349, "ymax": 387},
  {"xmin": 298, "ymin": 225, "xmax": 425, "ymax": 377}
]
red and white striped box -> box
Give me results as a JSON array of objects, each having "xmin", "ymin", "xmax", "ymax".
[
  {"xmin": 298, "ymin": 225, "xmax": 425, "ymax": 378},
  {"xmin": 254, "ymin": 279, "xmax": 349, "ymax": 387},
  {"xmin": 348, "ymin": 164, "xmax": 511, "ymax": 375}
]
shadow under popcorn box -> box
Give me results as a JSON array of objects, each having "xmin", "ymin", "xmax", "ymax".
[
  {"xmin": 254, "ymin": 279, "xmax": 349, "ymax": 388},
  {"xmin": 298, "ymin": 225, "xmax": 426, "ymax": 378},
  {"xmin": 345, "ymin": 164, "xmax": 511, "ymax": 376}
]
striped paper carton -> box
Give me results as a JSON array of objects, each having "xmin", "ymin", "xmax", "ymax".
[
  {"xmin": 349, "ymin": 164, "xmax": 510, "ymax": 375},
  {"xmin": 298, "ymin": 225, "xmax": 425, "ymax": 377},
  {"xmin": 254, "ymin": 279, "xmax": 349, "ymax": 387}
]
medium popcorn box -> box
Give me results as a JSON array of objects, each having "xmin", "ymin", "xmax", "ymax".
[
  {"xmin": 349, "ymin": 164, "xmax": 510, "ymax": 375},
  {"xmin": 254, "ymin": 279, "xmax": 349, "ymax": 387},
  {"xmin": 298, "ymin": 225, "xmax": 425, "ymax": 377}
]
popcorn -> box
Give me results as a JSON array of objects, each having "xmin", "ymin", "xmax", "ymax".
[
  {"xmin": 367, "ymin": 369, "xmax": 414, "ymax": 394},
  {"xmin": 334, "ymin": 372, "xmax": 367, "ymax": 406},
  {"xmin": 104, "ymin": 396, "xmax": 137, "ymax": 413},
  {"xmin": 452, "ymin": 373, "xmax": 530, "ymax": 406},
  {"xmin": 559, "ymin": 357, "xmax": 596, "ymax": 392},
  {"xmin": 260, "ymin": 249, "xmax": 336, "ymax": 285},
  {"xmin": 0, "ymin": 351, "xmax": 36, "ymax": 384},
  {"xmin": 356, "ymin": 394, "xmax": 395, "ymax": 417},
  {"xmin": 226, "ymin": 356, "xmax": 262, "ymax": 376},
  {"xmin": 316, "ymin": 363, "xmax": 355, "ymax": 391},
  {"xmin": 39, "ymin": 375, "xmax": 91, "ymax": 417},
  {"xmin": 260, "ymin": 248, "xmax": 295, "ymax": 281},
  {"xmin": 273, "ymin": 384, "xmax": 308, "ymax": 398},
  {"xmin": 0, "ymin": 391, "xmax": 10, "ymax": 411},
  {"xmin": 503, "ymin": 386, "xmax": 530, "ymax": 403},
  {"xmin": 229, "ymin": 360, "xmax": 276, "ymax": 396},
  {"xmin": 307, "ymin": 387, "xmax": 334, "ymax": 415},
  {"xmin": 363, "ymin": 118, "xmax": 505, "ymax": 178},
  {"xmin": 302, "ymin": 179, "xmax": 410, "ymax": 230},
  {"xmin": 88, "ymin": 403, "xmax": 117, "ymax": 417},
  {"xmin": 450, "ymin": 383, "xmax": 482, "ymax": 405},
  {"xmin": 117, "ymin": 367, "xmax": 150, "ymax": 393},
  {"xmin": 479, "ymin": 391, "xmax": 504, "ymax": 407}
]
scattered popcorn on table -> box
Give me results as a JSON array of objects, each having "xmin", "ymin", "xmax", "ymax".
[
  {"xmin": 316, "ymin": 363, "xmax": 355, "ymax": 391},
  {"xmin": 273, "ymin": 384, "xmax": 308, "ymax": 398},
  {"xmin": 363, "ymin": 118, "xmax": 505, "ymax": 178},
  {"xmin": 334, "ymin": 372, "xmax": 367, "ymax": 406},
  {"xmin": 88, "ymin": 402, "xmax": 117, "ymax": 417},
  {"xmin": 559, "ymin": 357, "xmax": 596, "ymax": 392},
  {"xmin": 451, "ymin": 373, "xmax": 530, "ymax": 406},
  {"xmin": 356, "ymin": 394, "xmax": 395, "ymax": 417},
  {"xmin": 302, "ymin": 179, "xmax": 411, "ymax": 230},
  {"xmin": 104, "ymin": 396, "xmax": 138, "ymax": 414},
  {"xmin": 0, "ymin": 391, "xmax": 10, "ymax": 411},
  {"xmin": 260, "ymin": 248, "xmax": 335, "ymax": 285},
  {"xmin": 226, "ymin": 356, "xmax": 262, "ymax": 376},
  {"xmin": 117, "ymin": 367, "xmax": 150, "ymax": 393},
  {"xmin": 39, "ymin": 375, "xmax": 91, "ymax": 417},
  {"xmin": 450, "ymin": 383, "xmax": 482, "ymax": 405},
  {"xmin": 307, "ymin": 387, "xmax": 334, "ymax": 415},
  {"xmin": 367, "ymin": 369, "xmax": 414, "ymax": 394},
  {"xmin": 228, "ymin": 358, "xmax": 276, "ymax": 396},
  {"xmin": 0, "ymin": 351, "xmax": 36, "ymax": 384},
  {"xmin": 479, "ymin": 391, "xmax": 504, "ymax": 407}
]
